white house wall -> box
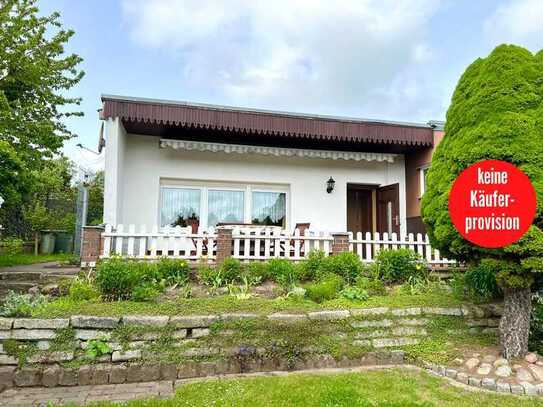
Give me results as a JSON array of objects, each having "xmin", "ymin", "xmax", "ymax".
[{"xmin": 106, "ymin": 132, "xmax": 407, "ymax": 234}]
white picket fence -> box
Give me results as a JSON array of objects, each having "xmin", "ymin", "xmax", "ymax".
[{"xmin": 100, "ymin": 225, "xmax": 456, "ymax": 267}]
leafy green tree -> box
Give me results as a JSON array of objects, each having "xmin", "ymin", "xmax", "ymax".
[
  {"xmin": 422, "ymin": 45, "xmax": 543, "ymax": 358},
  {"xmin": 0, "ymin": 0, "xmax": 84, "ymax": 235},
  {"xmin": 86, "ymin": 171, "xmax": 104, "ymax": 225}
]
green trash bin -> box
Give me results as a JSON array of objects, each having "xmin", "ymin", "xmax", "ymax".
[
  {"xmin": 54, "ymin": 232, "xmax": 73, "ymax": 253},
  {"xmin": 40, "ymin": 232, "xmax": 56, "ymax": 254}
]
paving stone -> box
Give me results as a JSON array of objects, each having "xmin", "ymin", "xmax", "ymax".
[
  {"xmin": 71, "ymin": 315, "xmax": 120, "ymax": 329},
  {"xmin": 172, "ymin": 330, "xmax": 187, "ymax": 339},
  {"xmin": 476, "ymin": 363, "xmax": 492, "ymax": 375},
  {"xmin": 10, "ymin": 329, "xmax": 57, "ymax": 340},
  {"xmin": 0, "ymin": 366, "xmax": 15, "ymax": 389},
  {"xmin": 486, "ymin": 319, "xmax": 500, "ymax": 327},
  {"xmin": 487, "ymin": 304, "xmax": 503, "ymax": 317},
  {"xmin": 493, "ymin": 357, "xmax": 508, "ymax": 367},
  {"xmin": 521, "ymin": 381, "xmax": 537, "ymax": 395},
  {"xmin": 481, "ymin": 354, "xmax": 496, "ymax": 363},
  {"xmin": 397, "ymin": 318, "xmax": 428, "ymax": 326},
  {"xmin": 14, "ymin": 367, "xmax": 42, "ymax": 387},
  {"xmin": 372, "ymin": 337, "xmax": 419, "ymax": 348},
  {"xmin": 75, "ymin": 329, "xmax": 111, "ymax": 340},
  {"xmin": 28, "ymin": 351, "xmax": 74, "ymax": 363},
  {"xmin": 526, "ymin": 352, "xmax": 539, "ymax": 364},
  {"xmin": 92, "ymin": 365, "xmax": 110, "ymax": 385},
  {"xmin": 422, "ymin": 307, "xmax": 462, "ymax": 316},
  {"xmin": 445, "ymin": 369, "xmax": 457, "ymax": 378},
  {"xmin": 220, "ymin": 313, "xmax": 258, "ymax": 321},
  {"xmin": 0, "ymin": 355, "xmax": 17, "ymax": 365},
  {"xmin": 78, "ymin": 366, "xmax": 93, "ymax": 386},
  {"xmin": 465, "ymin": 358, "xmax": 480, "ymax": 370},
  {"xmin": 12, "ymin": 318, "xmax": 69, "ymax": 329},
  {"xmin": 351, "ymin": 319, "xmax": 393, "ymax": 328},
  {"xmin": 497, "ymin": 380, "xmax": 512, "ymax": 393},
  {"xmin": 355, "ymin": 330, "xmax": 388, "ymax": 339},
  {"xmin": 37, "ymin": 340, "xmax": 51, "ymax": 351},
  {"xmin": 191, "ymin": 328, "xmax": 209, "ymax": 338},
  {"xmin": 495, "ymin": 365, "xmax": 512, "ymax": 377},
  {"xmin": 126, "ymin": 364, "xmax": 160, "ymax": 383},
  {"xmin": 390, "ymin": 350, "xmax": 405, "ymax": 364},
  {"xmin": 307, "ymin": 310, "xmax": 350, "ymax": 320},
  {"xmin": 58, "ymin": 368, "xmax": 78, "ymax": 386},
  {"xmin": 482, "ymin": 328, "xmax": 498, "ymax": 335},
  {"xmin": 466, "ymin": 319, "xmax": 488, "ymax": 327},
  {"xmin": 177, "ymin": 361, "xmax": 200, "ymax": 379},
  {"xmin": 122, "ymin": 315, "xmax": 169, "ymax": 327},
  {"xmin": 0, "ymin": 318, "xmax": 13, "ymax": 329},
  {"xmin": 109, "ymin": 364, "xmax": 127, "ymax": 384},
  {"xmin": 112, "ymin": 350, "xmax": 142, "ymax": 362},
  {"xmin": 391, "ymin": 327, "xmax": 427, "ymax": 337},
  {"xmin": 350, "ymin": 307, "xmax": 389, "ymax": 316},
  {"xmin": 352, "ymin": 340, "xmax": 371, "ymax": 347},
  {"xmin": 159, "ymin": 363, "xmax": 178, "ymax": 380},
  {"xmin": 510, "ymin": 383, "xmax": 525, "ymax": 395},
  {"xmin": 467, "ymin": 376, "xmax": 481, "ymax": 387},
  {"xmin": 516, "ymin": 368, "xmax": 534, "ymax": 382},
  {"xmin": 266, "ymin": 313, "xmax": 308, "ymax": 323},
  {"xmin": 456, "ymin": 372, "xmax": 469, "ymax": 384},
  {"xmin": 481, "ymin": 377, "xmax": 496, "ymax": 391},
  {"xmin": 391, "ymin": 307, "xmax": 421, "ymax": 316},
  {"xmin": 41, "ymin": 365, "xmax": 61, "ymax": 387},
  {"xmin": 527, "ymin": 365, "xmax": 543, "ymax": 381},
  {"xmin": 169, "ymin": 315, "xmax": 219, "ymax": 328}
]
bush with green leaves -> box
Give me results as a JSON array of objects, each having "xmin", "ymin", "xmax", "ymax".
[
  {"xmin": 156, "ymin": 258, "xmax": 190, "ymax": 286},
  {"xmin": 462, "ymin": 260, "xmax": 502, "ymax": 301},
  {"xmin": 340, "ymin": 285, "xmax": 369, "ymax": 301},
  {"xmin": 0, "ymin": 237, "xmax": 24, "ymax": 255},
  {"xmin": 95, "ymin": 257, "xmax": 142, "ymax": 301},
  {"xmin": 421, "ymin": 44, "xmax": 543, "ymax": 358},
  {"xmin": 85, "ymin": 339, "xmax": 112, "ymax": 360},
  {"xmin": 356, "ymin": 276, "xmax": 386, "ymax": 296},
  {"xmin": 68, "ymin": 277, "xmax": 100, "ymax": 301},
  {"xmin": 131, "ymin": 283, "xmax": 161, "ymax": 302},
  {"xmin": 305, "ymin": 274, "xmax": 344, "ymax": 303},
  {"xmin": 243, "ymin": 261, "xmax": 269, "ymax": 284},
  {"xmin": 299, "ymin": 250, "xmax": 327, "ymax": 281},
  {"xmin": 320, "ymin": 252, "xmax": 363, "ymax": 284},
  {"xmin": 267, "ymin": 258, "xmax": 301, "ymax": 290},
  {"xmin": 372, "ymin": 249, "xmax": 428, "ymax": 284},
  {"xmin": 0, "ymin": 291, "xmax": 48, "ymax": 317},
  {"xmin": 219, "ymin": 257, "xmax": 243, "ymax": 283}
]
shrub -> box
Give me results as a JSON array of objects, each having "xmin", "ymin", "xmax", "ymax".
[
  {"xmin": 299, "ymin": 250, "xmax": 327, "ymax": 281},
  {"xmin": 68, "ymin": 277, "xmax": 100, "ymax": 301},
  {"xmin": 462, "ymin": 260, "xmax": 502, "ymax": 301},
  {"xmin": 267, "ymin": 259, "xmax": 300, "ymax": 290},
  {"xmin": 0, "ymin": 237, "xmax": 24, "ymax": 255},
  {"xmin": 197, "ymin": 263, "xmax": 220, "ymax": 286},
  {"xmin": 156, "ymin": 258, "xmax": 190, "ymax": 286},
  {"xmin": 244, "ymin": 261, "xmax": 270, "ymax": 283},
  {"xmin": 85, "ymin": 339, "xmax": 112, "ymax": 360},
  {"xmin": 340, "ymin": 285, "xmax": 369, "ymax": 301},
  {"xmin": 219, "ymin": 257, "xmax": 243, "ymax": 283},
  {"xmin": 0, "ymin": 291, "xmax": 48, "ymax": 317},
  {"xmin": 356, "ymin": 276, "xmax": 387, "ymax": 296},
  {"xmin": 305, "ymin": 274, "xmax": 344, "ymax": 303},
  {"xmin": 132, "ymin": 283, "xmax": 161, "ymax": 302},
  {"xmin": 95, "ymin": 257, "xmax": 141, "ymax": 301},
  {"xmin": 372, "ymin": 249, "xmax": 428, "ymax": 284},
  {"xmin": 320, "ymin": 252, "xmax": 363, "ymax": 284}
]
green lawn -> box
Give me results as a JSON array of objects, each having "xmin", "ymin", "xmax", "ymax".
[
  {"xmin": 32, "ymin": 288, "xmax": 467, "ymax": 318},
  {"xmin": 87, "ymin": 370, "xmax": 543, "ymax": 407},
  {"xmin": 0, "ymin": 253, "xmax": 73, "ymax": 268}
]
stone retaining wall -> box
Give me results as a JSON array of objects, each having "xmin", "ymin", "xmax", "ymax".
[{"xmin": 0, "ymin": 304, "xmax": 502, "ymax": 391}]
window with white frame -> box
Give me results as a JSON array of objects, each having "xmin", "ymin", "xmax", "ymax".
[
  {"xmin": 160, "ymin": 182, "xmax": 287, "ymax": 229},
  {"xmin": 419, "ymin": 165, "xmax": 430, "ymax": 197}
]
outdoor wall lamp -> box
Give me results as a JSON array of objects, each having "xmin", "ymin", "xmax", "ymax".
[{"xmin": 326, "ymin": 177, "xmax": 335, "ymax": 193}]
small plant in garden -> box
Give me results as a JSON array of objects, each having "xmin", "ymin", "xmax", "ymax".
[
  {"xmin": 131, "ymin": 283, "xmax": 161, "ymax": 302},
  {"xmin": 356, "ymin": 276, "xmax": 386, "ymax": 296},
  {"xmin": 463, "ymin": 260, "xmax": 502, "ymax": 301},
  {"xmin": 95, "ymin": 257, "xmax": 141, "ymax": 300},
  {"xmin": 243, "ymin": 261, "xmax": 268, "ymax": 284},
  {"xmin": 372, "ymin": 249, "xmax": 428, "ymax": 284},
  {"xmin": 267, "ymin": 259, "xmax": 301, "ymax": 290},
  {"xmin": 305, "ymin": 274, "xmax": 344, "ymax": 303},
  {"xmin": 285, "ymin": 286, "xmax": 306, "ymax": 299},
  {"xmin": 0, "ymin": 291, "xmax": 48, "ymax": 317},
  {"xmin": 68, "ymin": 276, "xmax": 100, "ymax": 301},
  {"xmin": 320, "ymin": 252, "xmax": 363, "ymax": 284},
  {"xmin": 0, "ymin": 237, "xmax": 24, "ymax": 255},
  {"xmin": 340, "ymin": 285, "xmax": 369, "ymax": 301},
  {"xmin": 228, "ymin": 276, "xmax": 254, "ymax": 300},
  {"xmin": 300, "ymin": 250, "xmax": 326, "ymax": 281},
  {"xmin": 219, "ymin": 257, "xmax": 243, "ymax": 283},
  {"xmin": 85, "ymin": 338, "xmax": 112, "ymax": 360},
  {"xmin": 157, "ymin": 257, "xmax": 190, "ymax": 287}
]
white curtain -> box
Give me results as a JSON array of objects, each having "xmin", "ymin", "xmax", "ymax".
[
  {"xmin": 208, "ymin": 189, "xmax": 244, "ymax": 226},
  {"xmin": 160, "ymin": 187, "xmax": 201, "ymax": 227},
  {"xmin": 251, "ymin": 192, "xmax": 286, "ymax": 226}
]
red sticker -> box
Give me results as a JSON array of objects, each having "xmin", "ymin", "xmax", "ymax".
[{"xmin": 448, "ymin": 160, "xmax": 537, "ymax": 248}]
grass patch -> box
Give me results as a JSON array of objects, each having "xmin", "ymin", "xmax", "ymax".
[
  {"xmin": 83, "ymin": 369, "xmax": 541, "ymax": 406},
  {"xmin": 33, "ymin": 289, "xmax": 467, "ymax": 318},
  {"xmin": 0, "ymin": 253, "xmax": 73, "ymax": 268}
]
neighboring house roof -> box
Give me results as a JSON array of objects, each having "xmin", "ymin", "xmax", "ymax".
[{"xmin": 100, "ymin": 94, "xmax": 436, "ymax": 147}]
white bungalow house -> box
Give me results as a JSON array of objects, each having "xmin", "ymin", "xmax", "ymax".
[{"xmin": 98, "ymin": 95, "xmax": 444, "ymax": 240}]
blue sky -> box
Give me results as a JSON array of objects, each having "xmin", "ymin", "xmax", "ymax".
[{"xmin": 39, "ymin": 0, "xmax": 543, "ymax": 172}]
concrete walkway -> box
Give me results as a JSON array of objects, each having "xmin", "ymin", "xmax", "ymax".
[{"xmin": 0, "ymin": 365, "xmax": 508, "ymax": 406}]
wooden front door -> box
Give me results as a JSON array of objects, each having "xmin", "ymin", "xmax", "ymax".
[
  {"xmin": 347, "ymin": 186, "xmax": 373, "ymax": 234},
  {"xmin": 376, "ymin": 183, "xmax": 400, "ymax": 235}
]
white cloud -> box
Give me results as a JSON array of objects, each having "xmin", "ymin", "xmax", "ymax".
[
  {"xmin": 121, "ymin": 0, "xmax": 445, "ymax": 121},
  {"xmin": 484, "ymin": 0, "xmax": 543, "ymax": 52}
]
